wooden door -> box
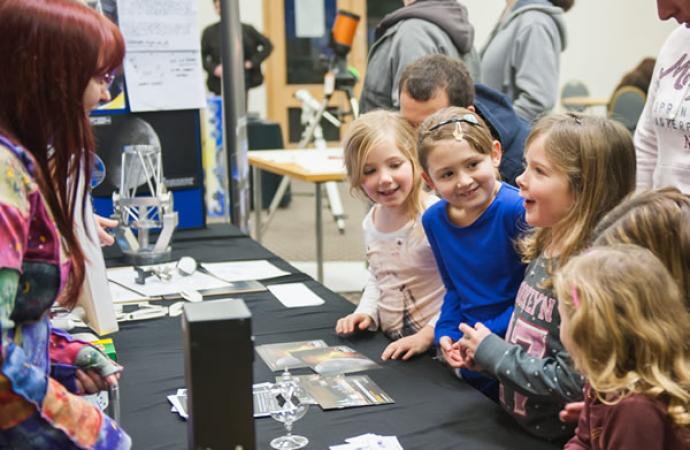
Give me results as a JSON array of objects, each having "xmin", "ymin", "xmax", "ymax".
[{"xmin": 262, "ymin": 0, "xmax": 367, "ymax": 148}]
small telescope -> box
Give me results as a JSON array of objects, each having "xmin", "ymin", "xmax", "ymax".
[{"xmin": 329, "ymin": 10, "xmax": 360, "ymax": 58}]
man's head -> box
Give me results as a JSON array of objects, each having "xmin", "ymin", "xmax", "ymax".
[
  {"xmin": 657, "ymin": 0, "xmax": 690, "ymax": 26},
  {"xmin": 399, "ymin": 54, "xmax": 475, "ymax": 129}
]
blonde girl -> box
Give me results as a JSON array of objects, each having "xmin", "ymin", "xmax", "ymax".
[
  {"xmin": 593, "ymin": 187, "xmax": 690, "ymax": 306},
  {"xmin": 556, "ymin": 245, "xmax": 690, "ymax": 450},
  {"xmin": 335, "ymin": 110, "xmax": 445, "ymax": 361},
  {"xmin": 457, "ymin": 113, "xmax": 636, "ymax": 442},
  {"xmin": 558, "ymin": 187, "xmax": 690, "ymax": 424}
]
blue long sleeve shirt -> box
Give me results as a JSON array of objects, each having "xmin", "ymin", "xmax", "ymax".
[{"xmin": 422, "ymin": 183, "xmax": 527, "ymax": 345}]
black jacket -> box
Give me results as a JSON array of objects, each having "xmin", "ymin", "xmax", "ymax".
[{"xmin": 201, "ymin": 22, "xmax": 273, "ymax": 95}]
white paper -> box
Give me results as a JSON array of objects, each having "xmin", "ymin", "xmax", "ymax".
[
  {"xmin": 330, "ymin": 433, "xmax": 404, "ymax": 450},
  {"xmin": 123, "ymin": 51, "xmax": 206, "ymax": 112},
  {"xmin": 202, "ymin": 260, "xmax": 290, "ymax": 282},
  {"xmin": 295, "ymin": 0, "xmax": 325, "ymax": 38},
  {"xmin": 248, "ymin": 148, "xmax": 346, "ymax": 174},
  {"xmin": 267, "ymin": 283, "xmax": 325, "ymax": 308},
  {"xmin": 109, "ymin": 281, "xmax": 152, "ymax": 304},
  {"xmin": 107, "ymin": 264, "xmax": 229, "ymax": 298},
  {"xmin": 116, "ymin": 0, "xmax": 205, "ymax": 111}
]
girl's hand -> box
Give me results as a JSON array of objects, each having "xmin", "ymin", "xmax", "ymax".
[
  {"xmin": 439, "ymin": 336, "xmax": 464, "ymax": 368},
  {"xmin": 381, "ymin": 326, "xmax": 434, "ymax": 361},
  {"xmin": 457, "ymin": 322, "xmax": 491, "ymax": 362},
  {"xmin": 335, "ymin": 313, "xmax": 373, "ymax": 335},
  {"xmin": 559, "ymin": 401, "xmax": 585, "ymax": 423}
]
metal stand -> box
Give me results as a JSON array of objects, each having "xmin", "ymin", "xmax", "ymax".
[{"xmin": 258, "ymin": 64, "xmax": 359, "ymax": 236}]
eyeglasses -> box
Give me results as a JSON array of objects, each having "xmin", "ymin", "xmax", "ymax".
[
  {"xmin": 95, "ymin": 72, "xmax": 116, "ymax": 87},
  {"xmin": 426, "ymin": 113, "xmax": 480, "ymax": 133}
]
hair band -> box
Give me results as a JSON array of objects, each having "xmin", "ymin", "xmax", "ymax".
[{"xmin": 571, "ymin": 286, "xmax": 580, "ymax": 308}]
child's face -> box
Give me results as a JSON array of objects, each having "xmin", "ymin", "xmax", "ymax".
[
  {"xmin": 422, "ymin": 139, "xmax": 501, "ymax": 223},
  {"xmin": 360, "ymin": 137, "xmax": 414, "ymax": 210},
  {"xmin": 516, "ymin": 136, "xmax": 574, "ymax": 228}
]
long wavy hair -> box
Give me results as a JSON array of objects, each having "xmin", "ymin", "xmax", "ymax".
[
  {"xmin": 343, "ymin": 110, "xmax": 424, "ymax": 220},
  {"xmin": 0, "ymin": 0, "xmax": 125, "ymax": 307},
  {"xmin": 592, "ymin": 187, "xmax": 690, "ymax": 308},
  {"xmin": 555, "ymin": 245, "xmax": 690, "ymax": 428},
  {"xmin": 517, "ymin": 114, "xmax": 636, "ymax": 279}
]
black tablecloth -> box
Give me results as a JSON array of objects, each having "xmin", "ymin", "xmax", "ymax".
[{"xmin": 109, "ymin": 226, "xmax": 559, "ymax": 450}]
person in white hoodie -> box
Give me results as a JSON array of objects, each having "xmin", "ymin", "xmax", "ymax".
[
  {"xmin": 480, "ymin": 0, "xmax": 572, "ymax": 122},
  {"xmin": 634, "ymin": 0, "xmax": 690, "ymax": 195}
]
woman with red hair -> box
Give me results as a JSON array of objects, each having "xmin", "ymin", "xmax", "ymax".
[{"xmin": 0, "ymin": 0, "xmax": 130, "ymax": 447}]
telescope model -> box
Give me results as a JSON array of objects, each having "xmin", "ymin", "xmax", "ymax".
[{"xmin": 111, "ymin": 144, "xmax": 178, "ymax": 264}]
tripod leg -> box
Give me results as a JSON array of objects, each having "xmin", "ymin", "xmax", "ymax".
[
  {"xmin": 259, "ymin": 175, "xmax": 290, "ymax": 235},
  {"xmin": 324, "ymin": 181, "xmax": 346, "ymax": 234}
]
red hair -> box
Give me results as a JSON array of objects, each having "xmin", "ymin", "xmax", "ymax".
[{"xmin": 0, "ymin": 0, "xmax": 125, "ymax": 307}]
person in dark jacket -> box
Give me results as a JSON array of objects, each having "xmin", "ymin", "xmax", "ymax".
[
  {"xmin": 201, "ymin": 0, "xmax": 273, "ymax": 96},
  {"xmin": 359, "ymin": 0, "xmax": 480, "ymax": 114},
  {"xmin": 399, "ymin": 54, "xmax": 529, "ymax": 186}
]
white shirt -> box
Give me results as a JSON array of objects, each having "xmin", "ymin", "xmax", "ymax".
[
  {"xmin": 355, "ymin": 196, "xmax": 445, "ymax": 337},
  {"xmin": 635, "ymin": 25, "xmax": 690, "ymax": 194}
]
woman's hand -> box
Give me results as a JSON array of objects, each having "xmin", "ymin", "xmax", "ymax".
[
  {"xmin": 75, "ymin": 368, "xmax": 121, "ymax": 395},
  {"xmin": 74, "ymin": 345, "xmax": 123, "ymax": 394},
  {"xmin": 94, "ymin": 214, "xmax": 118, "ymax": 247}
]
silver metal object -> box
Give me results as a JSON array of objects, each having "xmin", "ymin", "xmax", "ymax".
[{"xmin": 111, "ymin": 144, "xmax": 178, "ymax": 264}]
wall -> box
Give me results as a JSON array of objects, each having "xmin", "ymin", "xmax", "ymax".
[
  {"xmin": 197, "ymin": 0, "xmax": 267, "ymax": 117},
  {"xmin": 197, "ymin": 0, "xmax": 678, "ymax": 119}
]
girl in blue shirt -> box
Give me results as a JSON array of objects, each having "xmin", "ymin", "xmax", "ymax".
[{"xmin": 417, "ymin": 106, "xmax": 527, "ymax": 400}]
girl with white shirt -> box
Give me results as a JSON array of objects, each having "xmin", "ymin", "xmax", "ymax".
[{"xmin": 335, "ymin": 110, "xmax": 445, "ymax": 361}]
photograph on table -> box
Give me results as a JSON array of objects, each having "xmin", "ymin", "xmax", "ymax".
[
  {"xmin": 256, "ymin": 340, "xmax": 329, "ymax": 371},
  {"xmin": 290, "ymin": 345, "xmax": 380, "ymax": 375}
]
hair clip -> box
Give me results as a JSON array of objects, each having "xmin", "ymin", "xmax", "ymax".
[
  {"xmin": 571, "ymin": 286, "xmax": 580, "ymax": 308},
  {"xmin": 452, "ymin": 122, "xmax": 465, "ymax": 141}
]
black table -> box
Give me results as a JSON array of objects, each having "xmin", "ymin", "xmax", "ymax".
[{"xmin": 108, "ymin": 226, "xmax": 559, "ymax": 450}]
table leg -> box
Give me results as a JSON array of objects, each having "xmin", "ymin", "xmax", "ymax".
[
  {"xmin": 253, "ymin": 166, "xmax": 262, "ymax": 243},
  {"xmin": 315, "ymin": 182, "xmax": 324, "ymax": 283}
]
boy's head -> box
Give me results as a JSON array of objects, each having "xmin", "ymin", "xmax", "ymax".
[{"xmin": 399, "ymin": 55, "xmax": 475, "ymax": 129}]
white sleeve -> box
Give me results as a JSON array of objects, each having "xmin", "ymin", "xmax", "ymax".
[
  {"xmin": 354, "ymin": 270, "xmax": 380, "ymax": 330},
  {"xmin": 634, "ymin": 67, "xmax": 660, "ymax": 190}
]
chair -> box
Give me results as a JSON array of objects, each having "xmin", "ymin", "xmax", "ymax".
[
  {"xmin": 608, "ymin": 86, "xmax": 646, "ymax": 133},
  {"xmin": 561, "ymin": 80, "xmax": 590, "ymax": 112}
]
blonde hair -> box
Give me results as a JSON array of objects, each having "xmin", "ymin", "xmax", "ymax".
[
  {"xmin": 593, "ymin": 187, "xmax": 690, "ymax": 308},
  {"xmin": 518, "ymin": 113, "xmax": 636, "ymax": 271},
  {"xmin": 416, "ymin": 106, "xmax": 495, "ymax": 173},
  {"xmin": 555, "ymin": 245, "xmax": 690, "ymax": 428},
  {"xmin": 342, "ymin": 110, "xmax": 423, "ymax": 219}
]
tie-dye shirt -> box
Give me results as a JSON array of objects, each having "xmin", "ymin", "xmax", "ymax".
[{"xmin": 0, "ymin": 135, "xmax": 130, "ymax": 449}]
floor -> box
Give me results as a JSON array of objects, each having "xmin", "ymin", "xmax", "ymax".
[{"xmin": 249, "ymin": 179, "xmax": 368, "ymax": 304}]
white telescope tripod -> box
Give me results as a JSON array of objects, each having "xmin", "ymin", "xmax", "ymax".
[{"xmin": 259, "ymin": 72, "xmax": 358, "ymax": 235}]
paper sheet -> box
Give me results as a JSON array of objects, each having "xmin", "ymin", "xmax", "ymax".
[
  {"xmin": 107, "ymin": 265, "xmax": 229, "ymax": 298},
  {"xmin": 116, "ymin": 0, "xmax": 205, "ymax": 111},
  {"xmin": 249, "ymin": 149, "xmax": 346, "ymax": 174},
  {"xmin": 108, "ymin": 281, "xmax": 152, "ymax": 304},
  {"xmin": 267, "ymin": 283, "xmax": 325, "ymax": 308},
  {"xmin": 202, "ymin": 260, "xmax": 290, "ymax": 282}
]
